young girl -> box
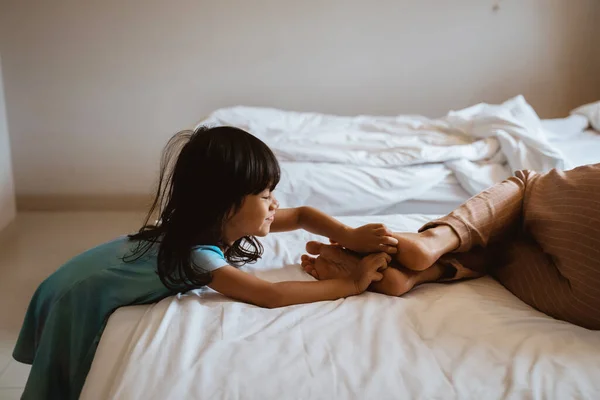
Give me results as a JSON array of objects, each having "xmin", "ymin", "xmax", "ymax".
[{"xmin": 14, "ymin": 126, "xmax": 398, "ymax": 399}]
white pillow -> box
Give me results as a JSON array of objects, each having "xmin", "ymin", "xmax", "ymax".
[{"xmin": 571, "ymin": 100, "xmax": 600, "ymax": 131}]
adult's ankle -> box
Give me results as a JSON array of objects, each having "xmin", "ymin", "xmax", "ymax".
[{"xmin": 420, "ymin": 225, "xmax": 460, "ymax": 257}]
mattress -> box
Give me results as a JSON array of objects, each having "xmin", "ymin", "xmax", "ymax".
[{"xmin": 82, "ymin": 214, "xmax": 600, "ymax": 400}]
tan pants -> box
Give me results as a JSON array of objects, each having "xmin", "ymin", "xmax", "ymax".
[{"xmin": 421, "ymin": 164, "xmax": 600, "ymax": 330}]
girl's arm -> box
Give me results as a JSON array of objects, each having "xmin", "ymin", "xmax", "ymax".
[
  {"xmin": 208, "ymin": 253, "xmax": 389, "ymax": 308},
  {"xmin": 271, "ymin": 207, "xmax": 347, "ymax": 238},
  {"xmin": 271, "ymin": 207, "xmax": 398, "ymax": 254}
]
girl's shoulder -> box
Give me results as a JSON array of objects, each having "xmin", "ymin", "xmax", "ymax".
[
  {"xmin": 191, "ymin": 245, "xmax": 227, "ymax": 272},
  {"xmin": 193, "ymin": 244, "xmax": 224, "ymax": 255}
]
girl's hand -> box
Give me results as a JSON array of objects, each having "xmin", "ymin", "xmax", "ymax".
[
  {"xmin": 352, "ymin": 252, "xmax": 391, "ymax": 294},
  {"xmin": 338, "ymin": 224, "xmax": 399, "ymax": 254}
]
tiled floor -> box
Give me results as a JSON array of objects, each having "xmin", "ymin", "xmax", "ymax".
[{"xmin": 0, "ymin": 211, "xmax": 144, "ymax": 398}]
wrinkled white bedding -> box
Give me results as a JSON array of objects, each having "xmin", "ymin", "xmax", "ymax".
[
  {"xmin": 83, "ymin": 214, "xmax": 600, "ymax": 400},
  {"xmin": 276, "ymin": 162, "xmax": 456, "ymax": 215},
  {"xmin": 198, "ymin": 96, "xmax": 568, "ymax": 198},
  {"xmin": 193, "ymin": 98, "xmax": 599, "ymax": 216}
]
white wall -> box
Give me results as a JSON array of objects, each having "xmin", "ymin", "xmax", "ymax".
[
  {"xmin": 0, "ymin": 54, "xmax": 16, "ymax": 229},
  {"xmin": 0, "ymin": 0, "xmax": 598, "ymax": 199}
]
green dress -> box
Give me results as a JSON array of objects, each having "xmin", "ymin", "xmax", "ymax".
[{"xmin": 12, "ymin": 236, "xmax": 226, "ymax": 400}]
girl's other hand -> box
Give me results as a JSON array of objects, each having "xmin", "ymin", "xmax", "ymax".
[
  {"xmin": 339, "ymin": 223, "xmax": 398, "ymax": 254},
  {"xmin": 352, "ymin": 252, "xmax": 391, "ymax": 294}
]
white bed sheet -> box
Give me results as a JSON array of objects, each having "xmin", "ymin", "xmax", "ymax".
[
  {"xmin": 83, "ymin": 214, "xmax": 600, "ymax": 400},
  {"xmin": 275, "ymin": 127, "xmax": 600, "ymax": 217},
  {"xmin": 405, "ymin": 128, "xmax": 600, "ymax": 215},
  {"xmin": 276, "ymin": 162, "xmax": 467, "ymax": 216},
  {"xmin": 199, "ymin": 97, "xmax": 575, "ymax": 202},
  {"xmin": 554, "ymin": 130, "xmax": 600, "ymax": 168}
]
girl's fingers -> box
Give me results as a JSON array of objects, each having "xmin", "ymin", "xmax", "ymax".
[
  {"xmin": 372, "ymin": 252, "xmax": 391, "ymax": 263},
  {"xmin": 365, "ymin": 254, "xmax": 391, "ymax": 272},
  {"xmin": 379, "ymin": 235, "xmax": 399, "ymax": 246},
  {"xmin": 375, "ymin": 226, "xmax": 394, "ymax": 236},
  {"xmin": 380, "ymin": 244, "xmax": 398, "ymax": 254}
]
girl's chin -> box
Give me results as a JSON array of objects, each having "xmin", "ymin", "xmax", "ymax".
[
  {"xmin": 256, "ymin": 229, "xmax": 271, "ymax": 237},
  {"xmin": 256, "ymin": 225, "xmax": 272, "ymax": 237}
]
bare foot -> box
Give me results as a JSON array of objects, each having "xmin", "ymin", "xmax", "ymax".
[
  {"xmin": 300, "ymin": 241, "xmax": 480, "ymax": 297},
  {"xmin": 392, "ymin": 226, "xmax": 460, "ymax": 271},
  {"xmin": 301, "ymin": 241, "xmax": 362, "ymax": 280},
  {"xmin": 369, "ymin": 264, "xmax": 421, "ymax": 296},
  {"xmin": 301, "ymin": 241, "xmax": 421, "ymax": 297},
  {"xmin": 392, "ymin": 232, "xmax": 439, "ymax": 271}
]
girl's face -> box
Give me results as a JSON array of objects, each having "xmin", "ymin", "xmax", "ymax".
[{"xmin": 223, "ymin": 189, "xmax": 279, "ymax": 244}]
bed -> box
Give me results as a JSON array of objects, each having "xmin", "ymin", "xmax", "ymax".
[
  {"xmin": 81, "ymin": 98, "xmax": 600, "ymax": 399},
  {"xmin": 83, "ymin": 214, "xmax": 600, "ymax": 399}
]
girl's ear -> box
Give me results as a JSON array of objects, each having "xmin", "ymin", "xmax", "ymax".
[
  {"xmin": 224, "ymin": 205, "xmax": 236, "ymax": 220},
  {"xmin": 222, "ymin": 205, "xmax": 238, "ymax": 230}
]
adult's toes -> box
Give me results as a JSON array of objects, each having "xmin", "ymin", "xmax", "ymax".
[
  {"xmin": 303, "ymin": 265, "xmax": 319, "ymax": 279},
  {"xmin": 301, "ymin": 254, "xmax": 316, "ymax": 267},
  {"xmin": 306, "ymin": 241, "xmax": 325, "ymax": 255}
]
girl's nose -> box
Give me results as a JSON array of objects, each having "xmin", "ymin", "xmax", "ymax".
[{"xmin": 271, "ymin": 197, "xmax": 280, "ymax": 210}]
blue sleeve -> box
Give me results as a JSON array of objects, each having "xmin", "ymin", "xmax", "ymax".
[{"xmin": 191, "ymin": 246, "xmax": 228, "ymax": 273}]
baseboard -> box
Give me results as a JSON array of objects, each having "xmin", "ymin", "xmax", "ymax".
[{"xmin": 17, "ymin": 194, "xmax": 154, "ymax": 211}]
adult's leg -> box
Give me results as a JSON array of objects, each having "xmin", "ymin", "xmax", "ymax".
[
  {"xmin": 416, "ymin": 164, "xmax": 600, "ymax": 329},
  {"xmin": 393, "ymin": 169, "xmax": 535, "ymax": 273},
  {"xmin": 517, "ymin": 164, "xmax": 600, "ymax": 329}
]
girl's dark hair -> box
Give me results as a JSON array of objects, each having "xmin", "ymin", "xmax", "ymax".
[{"xmin": 125, "ymin": 126, "xmax": 281, "ymax": 291}]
